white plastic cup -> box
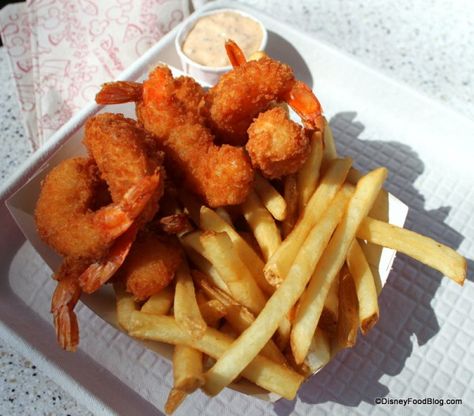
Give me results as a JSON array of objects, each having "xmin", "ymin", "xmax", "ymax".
[{"xmin": 175, "ymin": 8, "xmax": 268, "ymax": 85}]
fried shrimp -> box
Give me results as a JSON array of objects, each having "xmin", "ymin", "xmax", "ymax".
[
  {"xmin": 202, "ymin": 40, "xmax": 324, "ymax": 146},
  {"xmin": 95, "ymin": 67, "xmax": 254, "ymax": 207},
  {"xmin": 51, "ymin": 259, "xmax": 86, "ymax": 352},
  {"xmin": 246, "ymin": 107, "xmax": 310, "ymax": 179},
  {"xmin": 35, "ymin": 157, "xmax": 158, "ymax": 260},
  {"xmin": 120, "ymin": 231, "xmax": 182, "ymax": 301},
  {"xmin": 84, "ymin": 113, "xmax": 164, "ymax": 224}
]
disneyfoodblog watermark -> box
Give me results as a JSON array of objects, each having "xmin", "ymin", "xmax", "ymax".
[{"xmin": 374, "ymin": 397, "xmax": 462, "ymax": 406}]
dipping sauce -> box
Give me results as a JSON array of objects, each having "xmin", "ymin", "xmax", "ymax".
[{"xmin": 182, "ymin": 11, "xmax": 264, "ymax": 67}]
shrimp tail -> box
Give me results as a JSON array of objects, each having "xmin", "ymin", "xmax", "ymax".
[
  {"xmin": 95, "ymin": 171, "xmax": 162, "ymax": 238},
  {"xmin": 95, "ymin": 81, "xmax": 143, "ymax": 104},
  {"xmin": 51, "ymin": 273, "xmax": 81, "ymax": 352},
  {"xmin": 79, "ymin": 223, "xmax": 138, "ymax": 293},
  {"xmin": 225, "ymin": 39, "xmax": 247, "ymax": 67},
  {"xmin": 284, "ymin": 81, "xmax": 324, "ymax": 131}
]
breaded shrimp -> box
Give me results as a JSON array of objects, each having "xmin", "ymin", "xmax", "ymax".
[
  {"xmin": 246, "ymin": 107, "xmax": 310, "ymax": 179},
  {"xmin": 120, "ymin": 231, "xmax": 182, "ymax": 301},
  {"xmin": 96, "ymin": 66, "xmax": 254, "ymax": 207},
  {"xmin": 84, "ymin": 113, "xmax": 164, "ymax": 224},
  {"xmin": 202, "ymin": 40, "xmax": 324, "ymax": 146},
  {"xmin": 36, "ymin": 156, "xmax": 161, "ymax": 351},
  {"xmin": 35, "ymin": 157, "xmax": 159, "ymax": 260}
]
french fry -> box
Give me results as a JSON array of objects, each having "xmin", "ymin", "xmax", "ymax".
[
  {"xmin": 193, "ymin": 271, "xmax": 288, "ymax": 366},
  {"xmin": 174, "ymin": 261, "xmax": 207, "ymax": 339},
  {"xmin": 114, "ymin": 283, "xmax": 137, "ymax": 332},
  {"xmin": 254, "ymin": 173, "xmax": 287, "ymax": 221},
  {"xmin": 291, "ymin": 167, "xmax": 387, "ymax": 364},
  {"xmin": 164, "ymin": 388, "xmax": 187, "ymax": 415},
  {"xmin": 322, "ymin": 118, "xmax": 337, "ymax": 161},
  {"xmin": 332, "ymin": 265, "xmax": 359, "ymax": 354},
  {"xmin": 199, "ymin": 231, "xmax": 267, "ymax": 314},
  {"xmin": 319, "ymin": 272, "xmax": 339, "ymax": 333},
  {"xmin": 241, "ymin": 190, "xmax": 281, "ymax": 261},
  {"xmin": 164, "ymin": 344, "xmax": 204, "ymax": 414},
  {"xmin": 198, "ymin": 299, "xmax": 227, "ymax": 327},
  {"xmin": 305, "ymin": 327, "xmax": 332, "ymax": 373},
  {"xmin": 357, "ymin": 217, "xmax": 467, "ymax": 285},
  {"xmin": 173, "ymin": 344, "xmax": 205, "ymax": 392},
  {"xmin": 202, "ymin": 184, "xmax": 354, "ymax": 395},
  {"xmin": 297, "ymin": 130, "xmax": 323, "ymax": 213},
  {"xmin": 282, "ymin": 174, "xmax": 298, "ymax": 238},
  {"xmin": 180, "ymin": 232, "xmax": 229, "ymax": 292},
  {"xmin": 346, "ymin": 239, "xmax": 379, "ymax": 334},
  {"xmin": 248, "ymin": 50, "xmax": 268, "ymax": 61},
  {"xmin": 141, "ymin": 286, "xmax": 174, "ymax": 315},
  {"xmin": 199, "ymin": 206, "xmax": 274, "ymax": 295},
  {"xmin": 215, "ymin": 207, "xmax": 233, "ymax": 224},
  {"xmin": 264, "ymin": 157, "xmax": 352, "ymax": 285},
  {"xmin": 128, "ymin": 313, "xmax": 304, "ymax": 400}
]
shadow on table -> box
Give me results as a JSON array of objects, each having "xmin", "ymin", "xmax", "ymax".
[{"xmin": 273, "ymin": 111, "xmax": 473, "ymax": 415}]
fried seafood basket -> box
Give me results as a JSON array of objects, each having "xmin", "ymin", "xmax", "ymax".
[{"xmin": 1, "ymin": 1, "xmax": 473, "ymax": 415}]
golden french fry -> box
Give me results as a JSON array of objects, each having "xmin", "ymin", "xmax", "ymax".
[
  {"xmin": 199, "ymin": 231, "xmax": 267, "ymax": 315},
  {"xmin": 174, "ymin": 261, "xmax": 207, "ymax": 339},
  {"xmin": 322, "ymin": 118, "xmax": 337, "ymax": 161},
  {"xmin": 305, "ymin": 327, "xmax": 332, "ymax": 373},
  {"xmin": 241, "ymin": 190, "xmax": 281, "ymax": 261},
  {"xmin": 319, "ymin": 271, "xmax": 339, "ymax": 334},
  {"xmin": 291, "ymin": 167, "xmax": 387, "ymax": 364},
  {"xmin": 141, "ymin": 286, "xmax": 174, "ymax": 315},
  {"xmin": 202, "ymin": 184, "xmax": 353, "ymax": 396},
  {"xmin": 264, "ymin": 158, "xmax": 352, "ymax": 285},
  {"xmin": 164, "ymin": 388, "xmax": 187, "ymax": 415},
  {"xmin": 332, "ymin": 265, "xmax": 359, "ymax": 354},
  {"xmin": 347, "ymin": 239, "xmax": 379, "ymax": 334},
  {"xmin": 215, "ymin": 207, "xmax": 232, "ymax": 225},
  {"xmin": 199, "ymin": 206, "xmax": 274, "ymax": 295},
  {"xmin": 180, "ymin": 232, "xmax": 229, "ymax": 292},
  {"xmin": 173, "ymin": 344, "xmax": 204, "ymax": 392},
  {"xmin": 198, "ymin": 299, "xmax": 227, "ymax": 327},
  {"xmin": 193, "ymin": 271, "xmax": 288, "ymax": 366},
  {"xmin": 254, "ymin": 173, "xmax": 287, "ymax": 221},
  {"xmin": 114, "ymin": 283, "xmax": 137, "ymax": 332},
  {"xmin": 248, "ymin": 50, "xmax": 268, "ymax": 61},
  {"xmin": 297, "ymin": 130, "xmax": 323, "ymax": 213},
  {"xmin": 128, "ymin": 313, "xmax": 304, "ymax": 400},
  {"xmin": 346, "ymin": 167, "xmax": 390, "ymax": 222},
  {"xmin": 282, "ymin": 174, "xmax": 298, "ymax": 238},
  {"xmin": 357, "ymin": 217, "xmax": 467, "ymax": 285}
]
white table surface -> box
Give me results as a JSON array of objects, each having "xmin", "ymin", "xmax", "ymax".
[{"xmin": 0, "ymin": 0, "xmax": 473, "ymax": 414}]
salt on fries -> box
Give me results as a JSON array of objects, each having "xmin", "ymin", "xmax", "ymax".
[{"xmin": 33, "ymin": 39, "xmax": 468, "ymax": 414}]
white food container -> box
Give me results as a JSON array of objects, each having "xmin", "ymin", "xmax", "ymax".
[
  {"xmin": 1, "ymin": 1, "xmax": 472, "ymax": 415},
  {"xmin": 175, "ymin": 8, "xmax": 268, "ymax": 85}
]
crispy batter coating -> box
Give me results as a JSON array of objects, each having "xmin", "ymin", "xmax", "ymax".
[
  {"xmin": 121, "ymin": 232, "xmax": 182, "ymax": 301},
  {"xmin": 136, "ymin": 66, "xmax": 254, "ymax": 207},
  {"xmin": 202, "ymin": 57, "xmax": 295, "ymax": 146},
  {"xmin": 35, "ymin": 158, "xmax": 114, "ymax": 259},
  {"xmin": 246, "ymin": 107, "xmax": 310, "ymax": 179},
  {"xmin": 84, "ymin": 113, "xmax": 164, "ymax": 223}
]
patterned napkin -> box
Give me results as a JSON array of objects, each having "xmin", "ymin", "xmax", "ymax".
[{"xmin": 0, "ymin": 0, "xmax": 189, "ymax": 149}]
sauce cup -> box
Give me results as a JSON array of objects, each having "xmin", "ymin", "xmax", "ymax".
[{"xmin": 175, "ymin": 8, "xmax": 268, "ymax": 85}]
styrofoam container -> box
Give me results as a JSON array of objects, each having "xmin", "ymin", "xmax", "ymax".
[
  {"xmin": 175, "ymin": 7, "xmax": 268, "ymax": 85},
  {"xmin": 1, "ymin": 1, "xmax": 472, "ymax": 415}
]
